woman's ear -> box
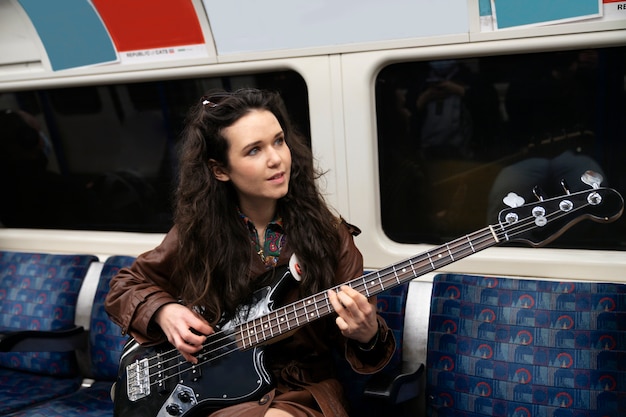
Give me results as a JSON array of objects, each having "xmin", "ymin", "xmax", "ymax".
[{"xmin": 210, "ymin": 159, "xmax": 230, "ymax": 182}]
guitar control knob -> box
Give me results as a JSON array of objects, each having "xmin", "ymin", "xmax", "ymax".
[
  {"xmin": 581, "ymin": 170, "xmax": 603, "ymax": 189},
  {"xmin": 165, "ymin": 403, "xmax": 182, "ymax": 416},
  {"xmin": 178, "ymin": 390, "xmax": 192, "ymax": 403}
]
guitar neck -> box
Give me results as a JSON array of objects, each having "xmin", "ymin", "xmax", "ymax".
[{"xmin": 236, "ymin": 224, "xmax": 502, "ymax": 349}]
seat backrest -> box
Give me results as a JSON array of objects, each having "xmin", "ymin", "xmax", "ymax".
[
  {"xmin": 376, "ymin": 283, "xmax": 410, "ymax": 369},
  {"xmin": 88, "ymin": 255, "xmax": 135, "ymax": 380},
  {"xmin": 426, "ymin": 273, "xmax": 626, "ymax": 417},
  {"xmin": 0, "ymin": 251, "xmax": 97, "ymax": 376},
  {"xmin": 339, "ymin": 282, "xmax": 411, "ymax": 417}
]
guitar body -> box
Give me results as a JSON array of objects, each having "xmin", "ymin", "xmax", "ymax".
[
  {"xmin": 114, "ymin": 340, "xmax": 270, "ymax": 417},
  {"xmin": 114, "ymin": 267, "xmax": 296, "ymax": 417}
]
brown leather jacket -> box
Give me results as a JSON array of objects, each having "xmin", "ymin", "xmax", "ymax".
[{"xmin": 105, "ymin": 220, "xmax": 395, "ymax": 416}]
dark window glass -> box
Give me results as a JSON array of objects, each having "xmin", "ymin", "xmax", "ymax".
[
  {"xmin": 0, "ymin": 71, "xmax": 309, "ymax": 232},
  {"xmin": 376, "ymin": 47, "xmax": 626, "ymax": 250}
]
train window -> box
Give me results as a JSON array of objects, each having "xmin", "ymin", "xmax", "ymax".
[
  {"xmin": 0, "ymin": 70, "xmax": 309, "ymax": 232},
  {"xmin": 376, "ymin": 46, "xmax": 626, "ymax": 250}
]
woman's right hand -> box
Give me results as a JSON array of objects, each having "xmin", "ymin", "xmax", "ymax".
[{"xmin": 154, "ymin": 303, "xmax": 214, "ymax": 363}]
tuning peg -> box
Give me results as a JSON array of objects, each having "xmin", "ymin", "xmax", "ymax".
[
  {"xmin": 503, "ymin": 192, "xmax": 525, "ymax": 208},
  {"xmin": 533, "ymin": 186, "xmax": 546, "ymax": 201},
  {"xmin": 581, "ymin": 170, "xmax": 603, "ymax": 189}
]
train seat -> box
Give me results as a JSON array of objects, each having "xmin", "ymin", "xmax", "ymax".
[
  {"xmin": 340, "ymin": 281, "xmax": 425, "ymax": 417},
  {"xmin": 0, "ymin": 251, "xmax": 98, "ymax": 415},
  {"xmin": 426, "ymin": 273, "xmax": 626, "ymax": 417},
  {"xmin": 3, "ymin": 255, "xmax": 135, "ymax": 417}
]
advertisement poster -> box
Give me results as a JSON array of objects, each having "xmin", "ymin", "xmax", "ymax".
[
  {"xmin": 18, "ymin": 0, "xmax": 207, "ymax": 70},
  {"xmin": 480, "ymin": 0, "xmax": 624, "ymax": 31}
]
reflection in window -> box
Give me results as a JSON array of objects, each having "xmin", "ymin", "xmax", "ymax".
[
  {"xmin": 0, "ymin": 71, "xmax": 309, "ymax": 232},
  {"xmin": 376, "ymin": 47, "xmax": 626, "ymax": 250}
]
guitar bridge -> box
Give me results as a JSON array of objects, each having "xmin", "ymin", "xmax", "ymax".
[{"xmin": 127, "ymin": 358, "xmax": 151, "ymax": 401}]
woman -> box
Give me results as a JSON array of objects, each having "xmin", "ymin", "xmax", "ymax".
[{"xmin": 105, "ymin": 88, "xmax": 395, "ymax": 417}]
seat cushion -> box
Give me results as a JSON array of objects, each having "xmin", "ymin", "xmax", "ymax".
[
  {"xmin": 0, "ymin": 367, "xmax": 82, "ymax": 415},
  {"xmin": 427, "ymin": 273, "xmax": 626, "ymax": 416},
  {"xmin": 4, "ymin": 380, "xmax": 114, "ymax": 417}
]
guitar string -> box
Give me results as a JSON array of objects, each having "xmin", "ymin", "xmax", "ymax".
[
  {"xmin": 132, "ymin": 208, "xmax": 553, "ymax": 387},
  {"xmin": 133, "ymin": 198, "xmax": 594, "ymax": 389},
  {"xmin": 133, "ymin": 206, "xmax": 566, "ymax": 386}
]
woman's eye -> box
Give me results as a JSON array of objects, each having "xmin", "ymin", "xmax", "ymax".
[
  {"xmin": 274, "ymin": 136, "xmax": 285, "ymax": 146},
  {"xmin": 248, "ymin": 147, "xmax": 259, "ymax": 156}
]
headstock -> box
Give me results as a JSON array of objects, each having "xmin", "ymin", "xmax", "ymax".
[{"xmin": 496, "ymin": 171, "xmax": 624, "ymax": 247}]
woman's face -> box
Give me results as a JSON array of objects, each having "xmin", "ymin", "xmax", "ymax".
[{"xmin": 214, "ymin": 109, "xmax": 292, "ymax": 212}]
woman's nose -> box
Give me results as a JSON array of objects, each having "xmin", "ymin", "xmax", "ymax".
[{"xmin": 267, "ymin": 147, "xmax": 281, "ymax": 166}]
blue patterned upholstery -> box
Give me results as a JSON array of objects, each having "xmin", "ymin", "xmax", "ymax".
[
  {"xmin": 5, "ymin": 255, "xmax": 136, "ymax": 417},
  {"xmin": 88, "ymin": 256, "xmax": 135, "ymax": 381},
  {"xmin": 0, "ymin": 251, "xmax": 97, "ymax": 376},
  {"xmin": 341, "ymin": 282, "xmax": 412, "ymax": 416},
  {"xmin": 376, "ymin": 283, "xmax": 410, "ymax": 369},
  {"xmin": 426, "ymin": 273, "xmax": 626, "ymax": 417},
  {"xmin": 5, "ymin": 381, "xmax": 117, "ymax": 417},
  {"xmin": 0, "ymin": 251, "xmax": 97, "ymax": 415},
  {"xmin": 0, "ymin": 368, "xmax": 83, "ymax": 416}
]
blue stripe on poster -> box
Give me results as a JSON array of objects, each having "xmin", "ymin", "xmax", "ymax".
[
  {"xmin": 494, "ymin": 0, "xmax": 601, "ymax": 29},
  {"xmin": 479, "ymin": 0, "xmax": 493, "ymax": 17},
  {"xmin": 17, "ymin": 0, "xmax": 117, "ymax": 71}
]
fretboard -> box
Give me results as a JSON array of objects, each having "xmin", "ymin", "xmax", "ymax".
[{"xmin": 236, "ymin": 225, "xmax": 502, "ymax": 349}]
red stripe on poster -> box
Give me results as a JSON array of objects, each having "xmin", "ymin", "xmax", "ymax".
[{"xmin": 92, "ymin": 0, "xmax": 204, "ymax": 51}]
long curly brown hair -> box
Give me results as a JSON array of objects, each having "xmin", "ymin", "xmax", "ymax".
[{"xmin": 173, "ymin": 88, "xmax": 340, "ymax": 323}]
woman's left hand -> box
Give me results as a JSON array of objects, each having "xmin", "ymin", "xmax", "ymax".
[{"xmin": 328, "ymin": 285, "xmax": 379, "ymax": 344}]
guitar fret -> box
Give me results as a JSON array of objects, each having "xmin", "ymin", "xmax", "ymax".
[
  {"xmin": 274, "ymin": 310, "xmax": 282, "ymax": 334},
  {"xmin": 427, "ymin": 252, "xmax": 435, "ymax": 269},
  {"xmin": 269, "ymin": 311, "xmax": 277, "ymax": 335},
  {"xmin": 393, "ymin": 266, "xmax": 401, "ymax": 288},
  {"xmin": 284, "ymin": 307, "xmax": 292, "ymax": 330},
  {"xmin": 241, "ymin": 322, "xmax": 248, "ymax": 348},
  {"xmin": 248, "ymin": 324, "xmax": 259, "ymax": 343},
  {"xmin": 238, "ymin": 326, "xmax": 246, "ymax": 349},
  {"xmin": 311, "ymin": 296, "xmax": 320, "ymax": 320},
  {"xmin": 411, "ymin": 258, "xmax": 418, "ymax": 277},
  {"xmin": 256, "ymin": 319, "xmax": 264, "ymax": 342},
  {"xmin": 293, "ymin": 304, "xmax": 300, "ymax": 326},
  {"xmin": 306, "ymin": 297, "xmax": 315, "ymax": 320},
  {"xmin": 446, "ymin": 243, "xmax": 454, "ymax": 261},
  {"xmin": 252, "ymin": 321, "xmax": 259, "ymax": 344},
  {"xmin": 244, "ymin": 321, "xmax": 254, "ymax": 348},
  {"xmin": 264, "ymin": 314, "xmax": 273, "ymax": 339},
  {"xmin": 324, "ymin": 293, "xmax": 331, "ymax": 315},
  {"xmin": 300, "ymin": 302, "xmax": 309, "ymax": 321},
  {"xmin": 467, "ymin": 235, "xmax": 476, "ymax": 252}
]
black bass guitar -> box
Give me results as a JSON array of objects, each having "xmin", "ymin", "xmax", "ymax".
[{"xmin": 114, "ymin": 179, "xmax": 623, "ymax": 417}]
